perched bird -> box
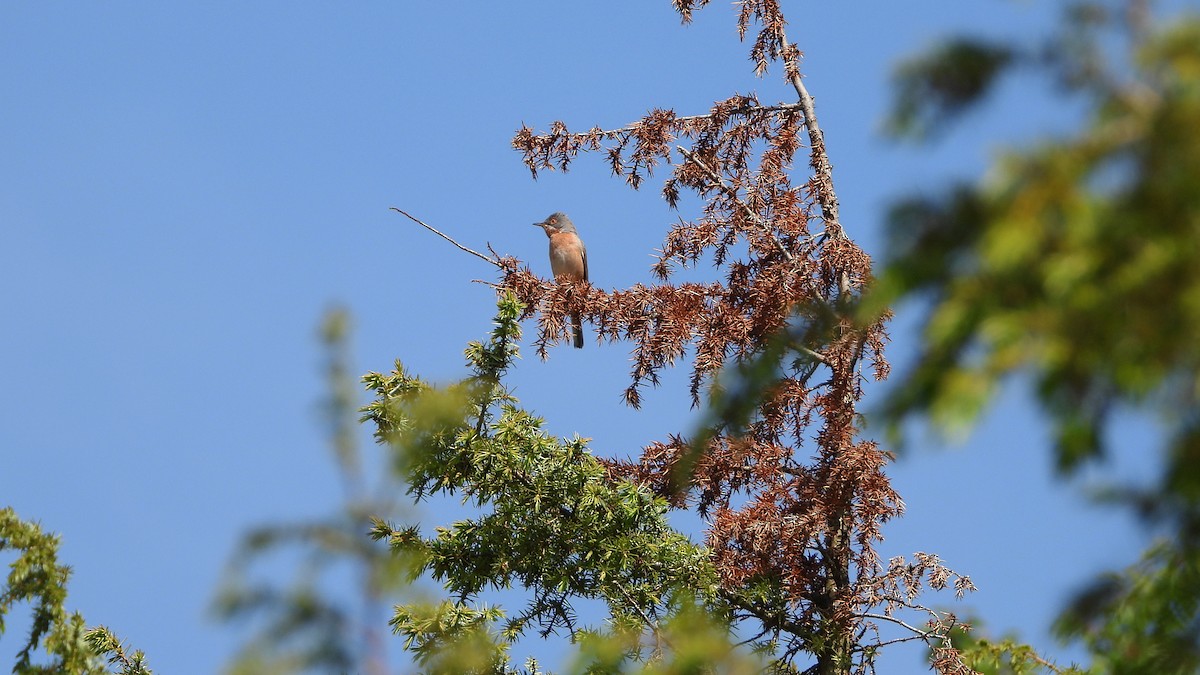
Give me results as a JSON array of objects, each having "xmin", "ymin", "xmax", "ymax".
[{"xmin": 532, "ymin": 212, "xmax": 588, "ymax": 348}]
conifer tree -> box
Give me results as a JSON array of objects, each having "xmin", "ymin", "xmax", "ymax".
[{"xmin": 381, "ymin": 2, "xmax": 975, "ymax": 672}]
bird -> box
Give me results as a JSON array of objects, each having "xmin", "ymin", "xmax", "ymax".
[{"xmin": 532, "ymin": 212, "xmax": 588, "ymax": 348}]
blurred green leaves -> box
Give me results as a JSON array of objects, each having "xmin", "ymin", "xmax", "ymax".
[
  {"xmin": 879, "ymin": 13, "xmax": 1200, "ymax": 470},
  {"xmin": 878, "ymin": 5, "xmax": 1200, "ymax": 672},
  {"xmin": 1054, "ymin": 540, "xmax": 1200, "ymax": 673},
  {"xmin": 886, "ymin": 38, "xmax": 1015, "ymax": 140},
  {"xmin": 214, "ymin": 306, "xmax": 409, "ymax": 675}
]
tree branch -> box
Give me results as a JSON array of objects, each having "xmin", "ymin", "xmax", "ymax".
[
  {"xmin": 390, "ymin": 207, "xmax": 503, "ymax": 268},
  {"xmin": 779, "ymin": 34, "xmax": 843, "ymax": 243},
  {"xmin": 676, "ymin": 145, "xmax": 795, "ymax": 263},
  {"xmin": 594, "ymin": 102, "xmax": 803, "ymax": 140},
  {"xmin": 616, "ymin": 584, "xmax": 674, "ymax": 654},
  {"xmin": 856, "ymin": 612, "xmax": 938, "ymax": 640}
]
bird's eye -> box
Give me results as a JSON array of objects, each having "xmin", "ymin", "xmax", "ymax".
[{"xmin": 549, "ymin": 216, "xmax": 557, "ymax": 225}]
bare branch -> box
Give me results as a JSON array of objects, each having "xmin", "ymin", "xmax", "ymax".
[
  {"xmin": 866, "ymin": 631, "xmax": 937, "ymax": 650},
  {"xmin": 778, "ymin": 32, "xmax": 843, "ymax": 241},
  {"xmin": 390, "ymin": 207, "xmax": 503, "ymax": 268},
  {"xmin": 856, "ymin": 613, "xmax": 940, "ymax": 641},
  {"xmin": 799, "ymin": 345, "xmax": 828, "ymax": 363}
]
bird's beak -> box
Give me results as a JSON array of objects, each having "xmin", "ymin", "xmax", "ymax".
[{"xmin": 531, "ymin": 222, "xmax": 543, "ymax": 227}]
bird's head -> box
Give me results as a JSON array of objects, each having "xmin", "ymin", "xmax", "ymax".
[{"xmin": 532, "ymin": 212, "xmax": 576, "ymax": 236}]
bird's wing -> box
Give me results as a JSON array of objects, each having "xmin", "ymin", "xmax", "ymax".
[{"xmin": 581, "ymin": 243, "xmax": 589, "ymax": 282}]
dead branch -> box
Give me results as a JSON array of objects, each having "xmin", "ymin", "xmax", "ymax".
[
  {"xmin": 778, "ymin": 33, "xmax": 843, "ymax": 242},
  {"xmin": 390, "ymin": 207, "xmax": 503, "ymax": 268}
]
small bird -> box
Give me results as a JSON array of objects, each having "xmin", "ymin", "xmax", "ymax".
[{"xmin": 532, "ymin": 212, "xmax": 588, "ymax": 348}]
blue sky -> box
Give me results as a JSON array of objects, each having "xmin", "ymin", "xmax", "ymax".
[{"xmin": 0, "ymin": 2, "xmax": 1165, "ymax": 672}]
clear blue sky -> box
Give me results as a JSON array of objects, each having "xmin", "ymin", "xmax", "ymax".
[{"xmin": 1, "ymin": 2, "xmax": 1162, "ymax": 672}]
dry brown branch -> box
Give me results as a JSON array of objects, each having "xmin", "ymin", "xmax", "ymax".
[
  {"xmin": 676, "ymin": 145, "xmax": 795, "ymax": 263},
  {"xmin": 789, "ymin": 70, "xmax": 843, "ymax": 240}
]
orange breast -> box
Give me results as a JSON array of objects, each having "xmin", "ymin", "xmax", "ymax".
[{"xmin": 548, "ymin": 233, "xmax": 587, "ymax": 281}]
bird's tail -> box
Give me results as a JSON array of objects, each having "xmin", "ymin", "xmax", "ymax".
[{"xmin": 572, "ymin": 311, "xmax": 584, "ymax": 349}]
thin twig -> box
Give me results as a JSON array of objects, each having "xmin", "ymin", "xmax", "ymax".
[
  {"xmin": 390, "ymin": 207, "xmax": 503, "ymax": 268},
  {"xmin": 676, "ymin": 145, "xmax": 794, "ymax": 263},
  {"xmin": 674, "ymin": 145, "xmax": 839, "ymax": 316},
  {"xmin": 867, "ymin": 632, "xmax": 936, "ymax": 650},
  {"xmin": 799, "ymin": 345, "xmax": 828, "ymax": 364},
  {"xmin": 584, "ymin": 102, "xmax": 804, "ymax": 141},
  {"xmin": 616, "ymin": 585, "xmax": 674, "ymax": 653},
  {"xmin": 856, "ymin": 612, "xmax": 937, "ymax": 640}
]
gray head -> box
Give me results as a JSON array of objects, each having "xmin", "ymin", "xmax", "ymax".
[{"xmin": 532, "ymin": 212, "xmax": 576, "ymax": 236}]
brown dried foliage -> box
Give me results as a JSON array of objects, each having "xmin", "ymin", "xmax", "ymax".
[{"xmin": 501, "ymin": 1, "xmax": 971, "ymax": 671}]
